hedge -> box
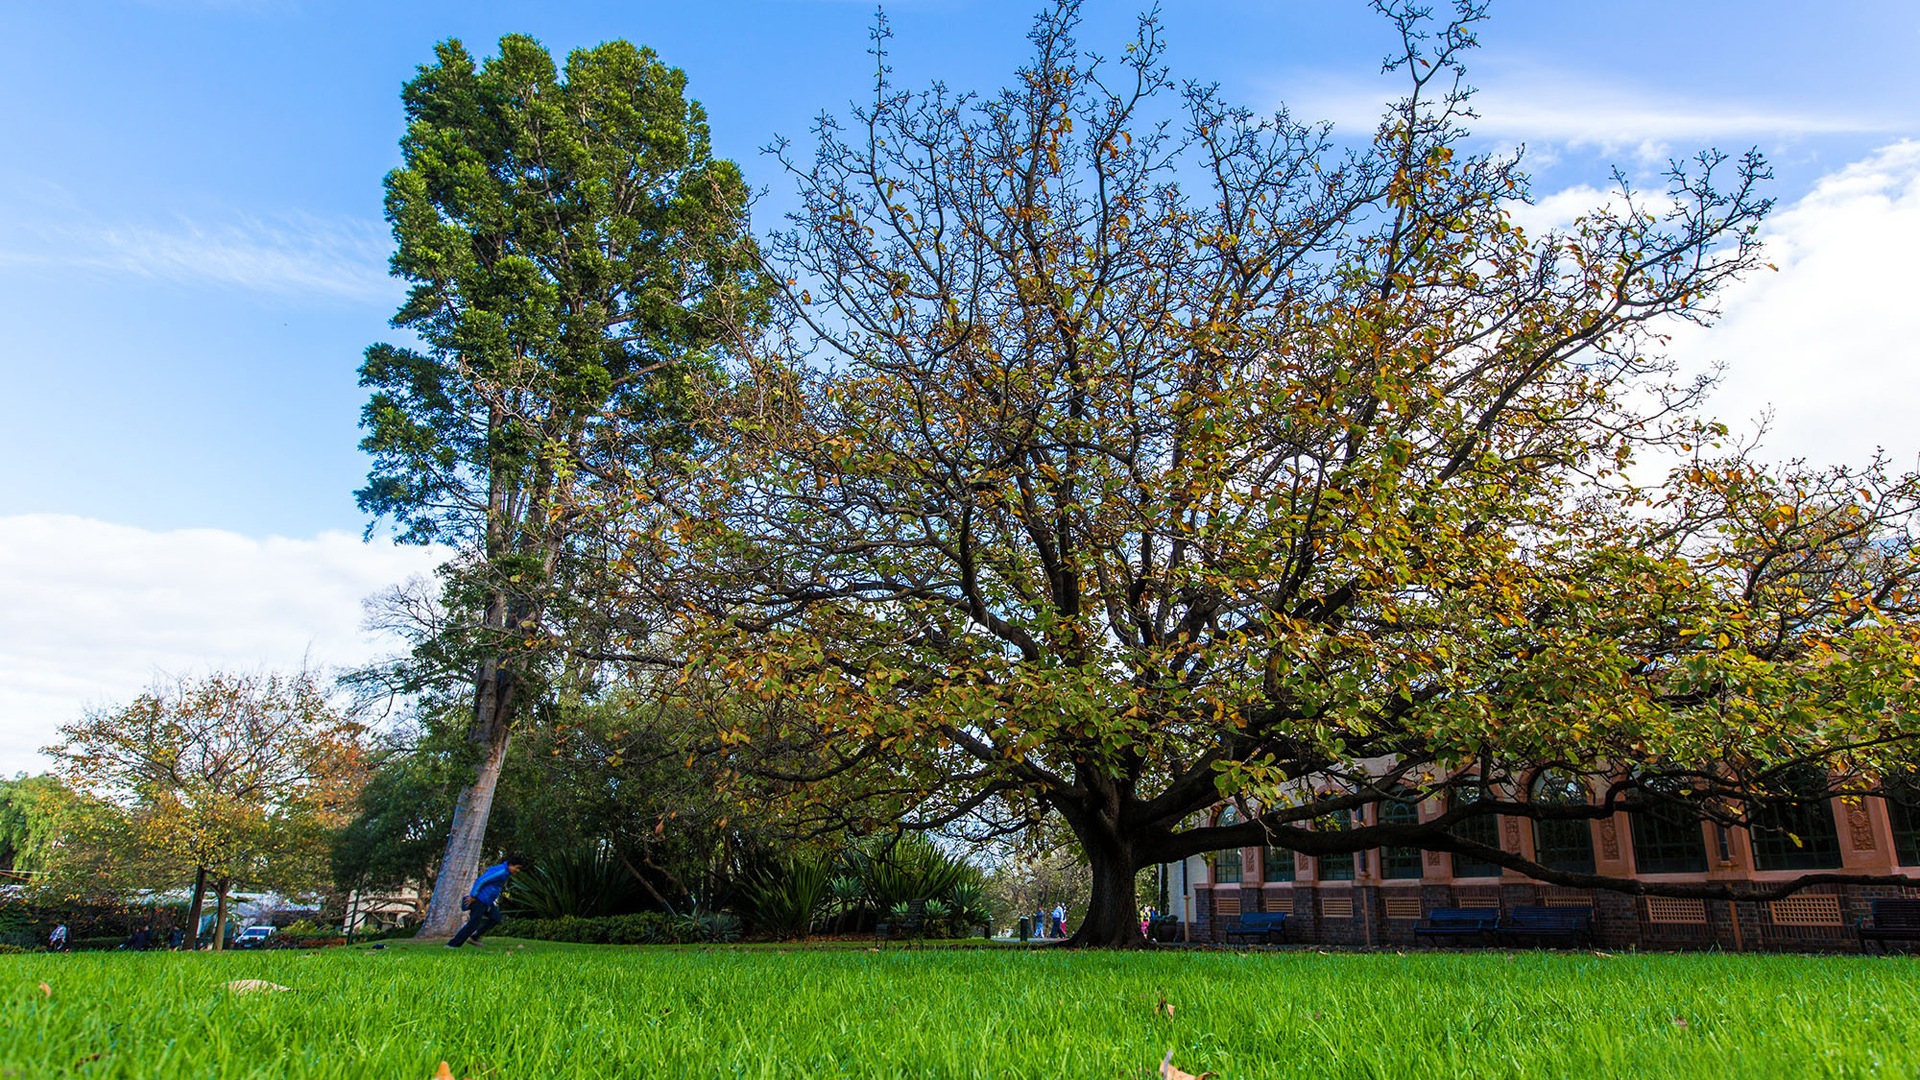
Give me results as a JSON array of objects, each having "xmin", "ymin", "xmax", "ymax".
[{"xmin": 504, "ymin": 912, "xmax": 740, "ymax": 945}]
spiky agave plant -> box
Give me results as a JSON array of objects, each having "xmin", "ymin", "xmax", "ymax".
[
  {"xmin": 506, "ymin": 846, "xmax": 641, "ymax": 919},
  {"xmin": 740, "ymin": 857, "xmax": 831, "ymax": 939}
]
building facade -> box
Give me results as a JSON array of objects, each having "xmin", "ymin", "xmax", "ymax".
[{"xmin": 1157, "ymin": 780, "xmax": 1920, "ymax": 950}]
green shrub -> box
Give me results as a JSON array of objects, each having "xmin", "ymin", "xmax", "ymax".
[
  {"xmin": 0, "ymin": 943, "xmax": 26, "ymax": 954},
  {"xmin": 506, "ymin": 911, "xmax": 739, "ymax": 946},
  {"xmin": 740, "ymin": 858, "xmax": 831, "ymax": 939},
  {"xmin": 506, "ymin": 848, "xmax": 644, "ymax": 920}
]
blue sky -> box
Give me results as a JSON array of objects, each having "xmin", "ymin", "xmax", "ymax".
[
  {"xmin": 2, "ymin": 0, "xmax": 1918, "ymax": 769},
  {"xmin": 2, "ymin": 0, "xmax": 1915, "ymax": 535}
]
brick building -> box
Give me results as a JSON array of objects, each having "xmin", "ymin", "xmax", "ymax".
[{"xmin": 1156, "ymin": 777, "xmax": 1920, "ymax": 950}]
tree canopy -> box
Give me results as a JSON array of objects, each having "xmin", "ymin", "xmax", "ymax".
[
  {"xmin": 617, "ymin": 0, "xmax": 1920, "ymax": 945},
  {"xmin": 43, "ymin": 671, "xmax": 366, "ymax": 945},
  {"xmin": 358, "ymin": 32, "xmax": 765, "ymax": 934}
]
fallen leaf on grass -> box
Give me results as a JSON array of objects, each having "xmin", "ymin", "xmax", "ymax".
[
  {"xmin": 1671, "ymin": 1017, "xmax": 1688, "ymax": 1030},
  {"xmin": 432, "ymin": 1063, "xmax": 455, "ymax": 1080},
  {"xmin": 38, "ymin": 982, "xmax": 51, "ymax": 999},
  {"xmin": 1159, "ymin": 1049, "xmax": 1213, "ymax": 1080},
  {"xmin": 1155, "ymin": 996, "xmax": 1175, "ymax": 1019},
  {"xmin": 225, "ymin": 980, "xmax": 295, "ymax": 994}
]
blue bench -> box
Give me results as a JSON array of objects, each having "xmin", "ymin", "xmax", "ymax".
[
  {"xmin": 1499, "ymin": 905, "xmax": 1593, "ymax": 948},
  {"xmin": 1221, "ymin": 911, "xmax": 1290, "ymax": 945},
  {"xmin": 1858, "ymin": 899, "xmax": 1920, "ymax": 953},
  {"xmin": 1412, "ymin": 907, "xmax": 1498, "ymax": 945}
]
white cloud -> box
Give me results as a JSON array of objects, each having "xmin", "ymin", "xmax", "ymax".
[
  {"xmin": 0, "ymin": 515, "xmax": 448, "ymax": 775},
  {"xmin": 1668, "ymin": 141, "xmax": 1920, "ymax": 467}
]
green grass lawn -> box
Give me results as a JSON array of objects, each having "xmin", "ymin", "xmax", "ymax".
[{"xmin": 4, "ymin": 940, "xmax": 1916, "ymax": 1078}]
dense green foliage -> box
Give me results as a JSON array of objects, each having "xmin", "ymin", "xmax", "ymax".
[
  {"xmin": 505, "ymin": 911, "xmax": 738, "ymax": 945},
  {"xmin": 356, "ymin": 28, "xmax": 766, "ymax": 934},
  {"xmin": 4, "ymin": 946, "xmax": 1917, "ymax": 1077},
  {"xmin": 737, "ymin": 836, "xmax": 995, "ymax": 939}
]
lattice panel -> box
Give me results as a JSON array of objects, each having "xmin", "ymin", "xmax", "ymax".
[
  {"xmin": 1213, "ymin": 892, "xmax": 1241, "ymax": 917},
  {"xmin": 1321, "ymin": 891, "xmax": 1355, "ymax": 920},
  {"xmin": 1646, "ymin": 897, "xmax": 1708, "ymax": 924},
  {"xmin": 1769, "ymin": 895, "xmax": 1844, "ymax": 927},
  {"xmin": 1383, "ymin": 893, "xmax": 1423, "ymax": 920},
  {"xmin": 1544, "ymin": 895, "xmax": 1595, "ymax": 908},
  {"xmin": 1265, "ymin": 892, "xmax": 1294, "ymax": 915}
]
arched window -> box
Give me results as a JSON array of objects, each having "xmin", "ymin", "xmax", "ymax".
[
  {"xmin": 1379, "ymin": 794, "xmax": 1424, "ymax": 879},
  {"xmin": 1748, "ymin": 766, "xmax": 1843, "ymax": 871},
  {"xmin": 1213, "ymin": 806, "xmax": 1243, "ymax": 883},
  {"xmin": 1627, "ymin": 783, "xmax": 1709, "ymax": 874},
  {"xmin": 1530, "ymin": 770, "xmax": 1595, "ymax": 873},
  {"xmin": 1316, "ymin": 808, "xmax": 1360, "ymax": 881},
  {"xmin": 1447, "ymin": 788, "xmax": 1502, "ymax": 878}
]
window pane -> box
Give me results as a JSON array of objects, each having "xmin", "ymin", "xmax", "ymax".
[
  {"xmin": 1530, "ymin": 770, "xmax": 1595, "ymax": 874},
  {"xmin": 1628, "ymin": 795, "xmax": 1708, "ymax": 874},
  {"xmin": 1317, "ymin": 809, "xmax": 1358, "ymax": 880},
  {"xmin": 1379, "ymin": 797, "xmax": 1423, "ymax": 879},
  {"xmin": 1214, "ymin": 847, "xmax": 1243, "ymax": 884},
  {"xmin": 1262, "ymin": 846, "xmax": 1295, "ymax": 882},
  {"xmin": 1748, "ymin": 769, "xmax": 1842, "ymax": 871},
  {"xmin": 1889, "ymin": 777, "xmax": 1920, "ymax": 867},
  {"xmin": 1448, "ymin": 790, "xmax": 1502, "ymax": 878}
]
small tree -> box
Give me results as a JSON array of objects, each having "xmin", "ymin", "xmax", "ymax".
[{"xmin": 45, "ymin": 671, "xmax": 366, "ymax": 949}]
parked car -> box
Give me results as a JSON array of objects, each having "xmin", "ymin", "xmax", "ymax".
[{"xmin": 233, "ymin": 926, "xmax": 277, "ymax": 949}]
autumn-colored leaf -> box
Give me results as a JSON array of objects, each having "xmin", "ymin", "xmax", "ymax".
[
  {"xmin": 432, "ymin": 1062, "xmax": 455, "ymax": 1080},
  {"xmin": 38, "ymin": 981, "xmax": 51, "ymax": 998}
]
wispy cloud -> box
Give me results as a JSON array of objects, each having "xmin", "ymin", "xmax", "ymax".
[
  {"xmin": 0, "ymin": 182, "xmax": 395, "ymax": 302},
  {"xmin": 75, "ymin": 214, "xmax": 394, "ymax": 299},
  {"xmin": 1274, "ymin": 66, "xmax": 1899, "ymax": 158},
  {"xmin": 0, "ymin": 515, "xmax": 449, "ymax": 775}
]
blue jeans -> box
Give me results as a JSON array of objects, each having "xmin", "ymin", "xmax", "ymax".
[{"xmin": 448, "ymin": 901, "xmax": 501, "ymax": 946}]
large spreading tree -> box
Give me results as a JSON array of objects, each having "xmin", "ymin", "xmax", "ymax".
[
  {"xmin": 358, "ymin": 34, "xmax": 764, "ymax": 934},
  {"xmin": 628, "ymin": 1, "xmax": 1920, "ymax": 945}
]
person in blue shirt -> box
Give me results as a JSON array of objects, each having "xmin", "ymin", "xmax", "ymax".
[{"xmin": 446, "ymin": 854, "xmax": 527, "ymax": 948}]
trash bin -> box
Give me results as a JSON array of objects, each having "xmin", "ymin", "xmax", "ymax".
[{"xmin": 1018, "ymin": 916, "xmax": 1030, "ymax": 942}]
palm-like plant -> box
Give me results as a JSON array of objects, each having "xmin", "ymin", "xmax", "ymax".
[{"xmin": 740, "ymin": 857, "xmax": 831, "ymax": 939}]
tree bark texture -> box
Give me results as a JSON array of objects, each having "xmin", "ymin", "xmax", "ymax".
[
  {"xmin": 183, "ymin": 865, "xmax": 207, "ymax": 950},
  {"xmin": 211, "ymin": 877, "xmax": 231, "ymax": 952},
  {"xmin": 418, "ymin": 660, "xmax": 517, "ymax": 937}
]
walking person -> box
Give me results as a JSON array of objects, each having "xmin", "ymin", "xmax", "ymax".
[
  {"xmin": 446, "ymin": 854, "xmax": 527, "ymax": 948},
  {"xmin": 48, "ymin": 923, "xmax": 69, "ymax": 952},
  {"xmin": 1052, "ymin": 901, "xmax": 1067, "ymax": 939}
]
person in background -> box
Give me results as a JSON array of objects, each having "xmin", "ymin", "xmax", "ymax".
[
  {"xmin": 49, "ymin": 923, "xmax": 70, "ymax": 952},
  {"xmin": 168, "ymin": 926, "xmax": 184, "ymax": 950},
  {"xmin": 1052, "ymin": 901, "xmax": 1067, "ymax": 939},
  {"xmin": 446, "ymin": 854, "xmax": 527, "ymax": 948}
]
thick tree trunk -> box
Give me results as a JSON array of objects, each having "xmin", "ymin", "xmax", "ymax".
[
  {"xmin": 1065, "ymin": 820, "xmax": 1148, "ymax": 948},
  {"xmin": 184, "ymin": 865, "xmax": 207, "ymax": 950},
  {"xmin": 211, "ymin": 877, "xmax": 231, "ymax": 952},
  {"xmin": 418, "ymin": 660, "xmax": 517, "ymax": 937}
]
